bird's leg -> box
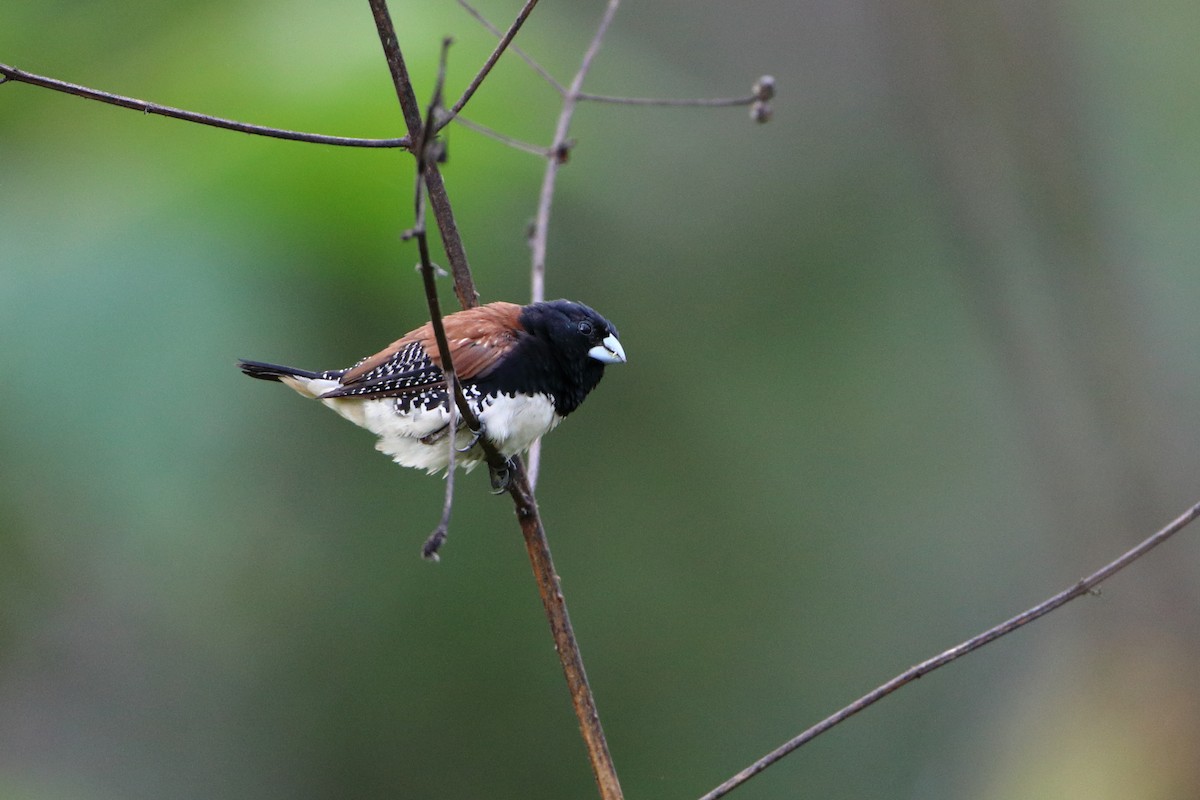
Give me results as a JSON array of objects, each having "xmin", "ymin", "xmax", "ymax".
[
  {"xmin": 422, "ymin": 418, "xmax": 482, "ymax": 451},
  {"xmin": 450, "ymin": 417, "xmax": 510, "ymax": 492},
  {"xmin": 419, "ymin": 424, "xmax": 450, "ymax": 445}
]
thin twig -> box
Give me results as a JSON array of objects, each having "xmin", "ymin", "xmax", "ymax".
[
  {"xmin": 576, "ymin": 92, "xmax": 755, "ymax": 107},
  {"xmin": 0, "ymin": 62, "xmax": 411, "ymax": 149},
  {"xmin": 455, "ymin": 0, "xmax": 566, "ymax": 95},
  {"xmin": 699, "ymin": 499, "xmax": 1200, "ymax": 800},
  {"xmin": 438, "ymin": 0, "xmax": 541, "ymax": 131},
  {"xmin": 452, "ymin": 114, "xmax": 551, "ymax": 157},
  {"xmin": 365, "ymin": 0, "xmax": 513, "ymax": 474},
  {"xmin": 416, "ymin": 39, "xmax": 463, "ymax": 561},
  {"xmin": 397, "ymin": 34, "xmax": 504, "ymax": 478},
  {"xmin": 365, "ymin": 6, "xmax": 623, "ymax": 796},
  {"xmin": 582, "ymin": 74, "xmax": 776, "ymax": 122},
  {"xmin": 525, "ymin": 0, "xmax": 622, "ymax": 489},
  {"xmin": 422, "ymin": 381, "xmax": 457, "ymax": 559}
]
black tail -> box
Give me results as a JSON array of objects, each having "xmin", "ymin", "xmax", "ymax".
[{"xmin": 237, "ymin": 359, "xmax": 321, "ymax": 382}]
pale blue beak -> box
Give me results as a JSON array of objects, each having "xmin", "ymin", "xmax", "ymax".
[{"xmin": 588, "ymin": 334, "xmax": 627, "ymax": 364}]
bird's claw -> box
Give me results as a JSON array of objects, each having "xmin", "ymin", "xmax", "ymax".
[
  {"xmin": 488, "ymin": 457, "xmax": 516, "ymax": 494},
  {"xmin": 456, "ymin": 426, "xmax": 484, "ymax": 453}
]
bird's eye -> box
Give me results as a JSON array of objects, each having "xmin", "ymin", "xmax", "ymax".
[{"xmin": 577, "ymin": 320, "xmax": 594, "ymax": 336}]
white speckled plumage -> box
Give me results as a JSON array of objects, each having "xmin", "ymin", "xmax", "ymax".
[{"xmin": 279, "ymin": 374, "xmax": 560, "ymax": 472}]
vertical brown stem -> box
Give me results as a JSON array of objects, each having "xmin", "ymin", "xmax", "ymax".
[
  {"xmin": 366, "ymin": 2, "xmax": 623, "ymax": 796},
  {"xmin": 507, "ymin": 462, "xmax": 624, "ymax": 800}
]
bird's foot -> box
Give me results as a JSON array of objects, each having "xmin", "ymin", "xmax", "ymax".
[
  {"xmin": 419, "ymin": 424, "xmax": 450, "ymax": 446},
  {"xmin": 488, "ymin": 457, "xmax": 517, "ymax": 494},
  {"xmin": 456, "ymin": 425, "xmax": 485, "ymax": 453}
]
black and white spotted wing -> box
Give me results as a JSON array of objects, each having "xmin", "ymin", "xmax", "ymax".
[{"xmin": 319, "ymin": 340, "xmax": 449, "ymax": 408}]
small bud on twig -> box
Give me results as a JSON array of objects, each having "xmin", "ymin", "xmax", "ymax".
[
  {"xmin": 750, "ymin": 101, "xmax": 773, "ymax": 124},
  {"xmin": 553, "ymin": 139, "xmax": 575, "ymax": 164},
  {"xmin": 753, "ymin": 74, "xmax": 776, "ymax": 102},
  {"xmin": 750, "ymin": 75, "xmax": 775, "ymax": 124}
]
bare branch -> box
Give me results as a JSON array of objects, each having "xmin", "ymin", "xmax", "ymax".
[
  {"xmin": 504, "ymin": 459, "xmax": 625, "ymax": 800},
  {"xmin": 438, "ymin": 0, "xmax": 542, "ymax": 130},
  {"xmin": 421, "ymin": 388, "xmax": 457, "ymax": 560},
  {"xmin": 576, "ymin": 93, "xmax": 753, "ymax": 107},
  {"xmin": 398, "ymin": 34, "xmax": 507, "ymax": 486},
  {"xmin": 455, "ymin": 0, "xmax": 566, "ymax": 95},
  {"xmin": 452, "ymin": 114, "xmax": 551, "ymax": 157},
  {"xmin": 699, "ymin": 498, "xmax": 1200, "ymax": 800},
  {"xmin": 580, "ymin": 74, "xmax": 776, "ymax": 121},
  {"xmin": 0, "ymin": 61, "xmax": 411, "ymax": 149},
  {"xmin": 421, "ymin": 359, "xmax": 461, "ymax": 560},
  {"xmin": 415, "ymin": 39, "xmax": 466, "ymax": 561},
  {"xmin": 525, "ymin": 0, "xmax": 622, "ymax": 488}
]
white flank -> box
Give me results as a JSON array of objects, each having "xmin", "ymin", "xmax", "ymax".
[
  {"xmin": 316, "ymin": 391, "xmax": 561, "ymax": 474},
  {"xmin": 273, "ymin": 369, "xmax": 563, "ymax": 473}
]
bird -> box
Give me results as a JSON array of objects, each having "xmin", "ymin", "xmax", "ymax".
[{"xmin": 238, "ymin": 299, "xmax": 626, "ymax": 488}]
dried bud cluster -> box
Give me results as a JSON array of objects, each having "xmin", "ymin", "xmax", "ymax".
[{"xmin": 750, "ymin": 74, "xmax": 775, "ymax": 124}]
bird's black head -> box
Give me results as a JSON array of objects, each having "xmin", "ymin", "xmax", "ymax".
[{"xmin": 514, "ymin": 300, "xmax": 626, "ymax": 416}]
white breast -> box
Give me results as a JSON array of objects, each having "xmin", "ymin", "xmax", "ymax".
[{"xmin": 477, "ymin": 392, "xmax": 562, "ymax": 455}]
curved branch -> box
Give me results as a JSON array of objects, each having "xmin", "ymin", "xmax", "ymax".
[
  {"xmin": 525, "ymin": 0, "xmax": 622, "ymax": 488},
  {"xmin": 699, "ymin": 498, "xmax": 1200, "ymax": 800},
  {"xmin": 0, "ymin": 62, "xmax": 411, "ymax": 148}
]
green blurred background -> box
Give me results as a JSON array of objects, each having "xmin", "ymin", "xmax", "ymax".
[{"xmin": 4, "ymin": 0, "xmax": 1200, "ymax": 797}]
